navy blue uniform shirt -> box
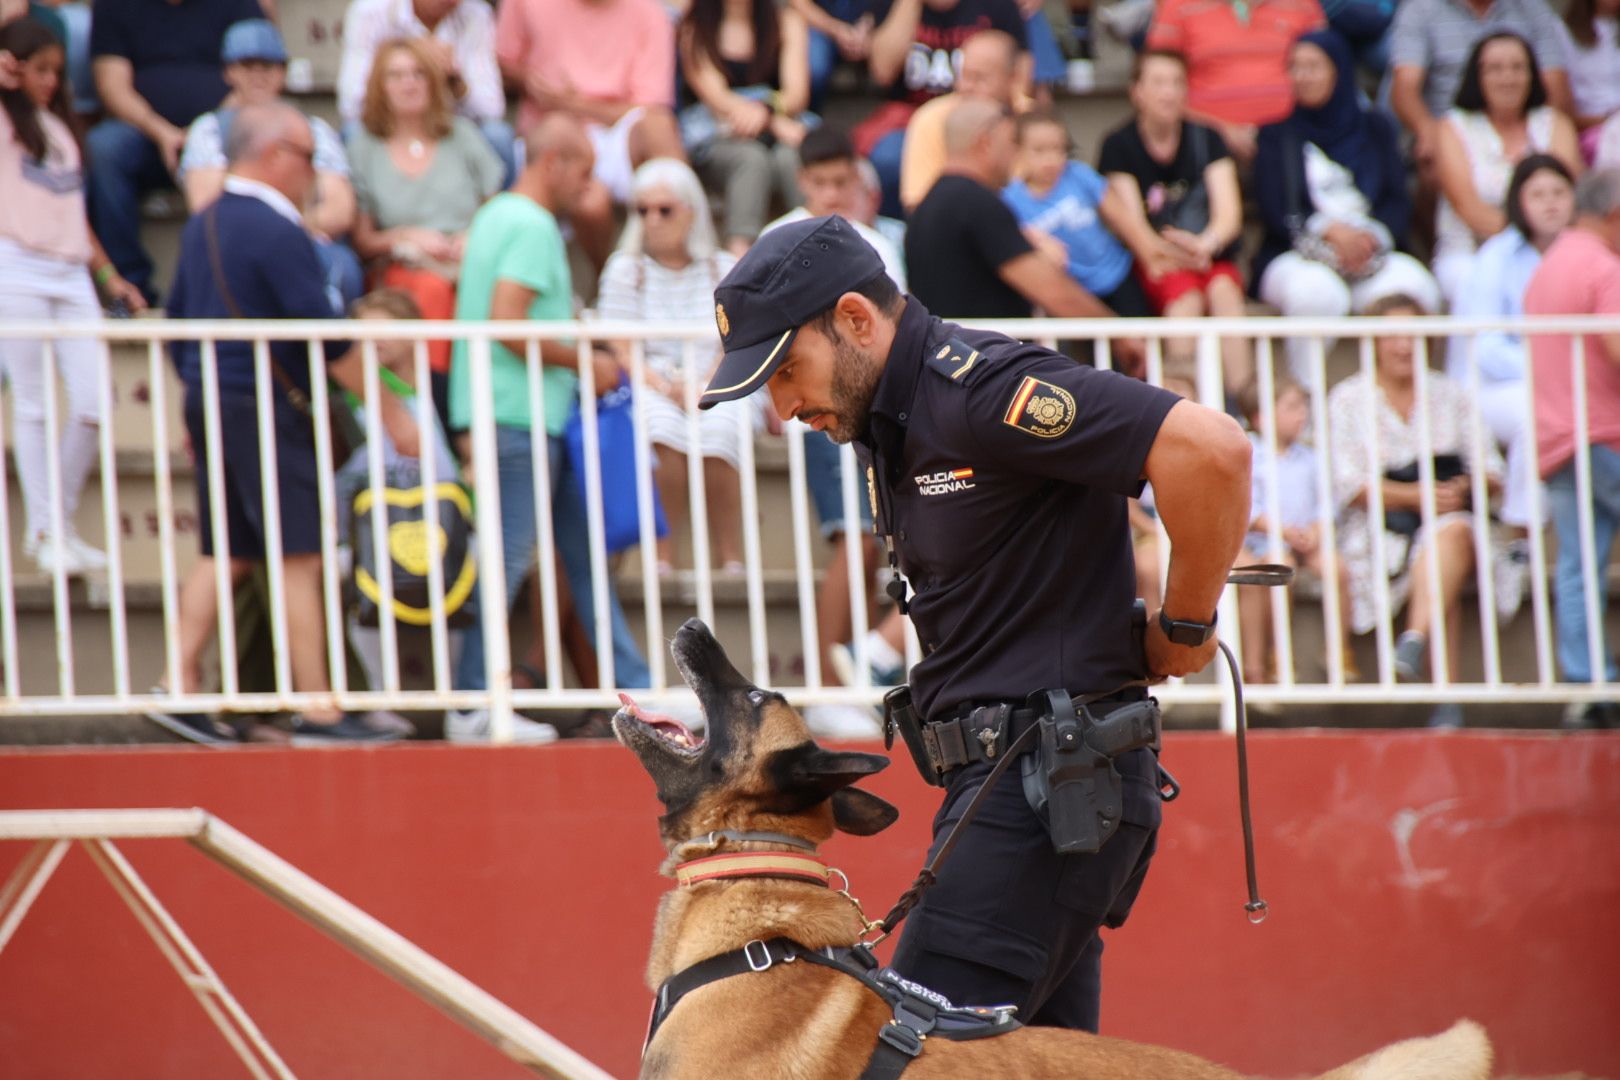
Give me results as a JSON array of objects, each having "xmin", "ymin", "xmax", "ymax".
[{"xmin": 855, "ymin": 298, "xmax": 1180, "ymax": 724}]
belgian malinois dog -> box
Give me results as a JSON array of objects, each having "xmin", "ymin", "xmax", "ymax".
[{"xmin": 613, "ymin": 619, "xmax": 1493, "ymax": 1080}]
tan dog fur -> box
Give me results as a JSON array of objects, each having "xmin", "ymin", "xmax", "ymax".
[{"xmin": 618, "ymin": 622, "xmax": 1494, "ymax": 1080}]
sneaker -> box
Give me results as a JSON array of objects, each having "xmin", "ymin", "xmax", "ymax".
[
  {"xmin": 803, "ymin": 704, "xmax": 882, "ymax": 740},
  {"xmin": 1426, "ymin": 703, "xmax": 1464, "ymax": 730},
  {"xmin": 289, "ymin": 712, "xmax": 406, "ymax": 745},
  {"xmin": 25, "ymin": 532, "xmax": 87, "ymax": 576},
  {"xmin": 1394, "ymin": 630, "xmax": 1428, "ymax": 683},
  {"xmin": 143, "ymin": 705, "xmax": 238, "ymax": 746},
  {"xmin": 63, "ymin": 532, "xmax": 108, "ymax": 572},
  {"xmin": 444, "ymin": 708, "xmax": 559, "ymax": 744}
]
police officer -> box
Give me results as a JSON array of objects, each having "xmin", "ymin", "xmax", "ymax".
[{"xmin": 699, "ymin": 216, "xmax": 1251, "ymax": 1032}]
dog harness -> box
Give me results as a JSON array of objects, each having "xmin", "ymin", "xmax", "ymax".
[{"xmin": 646, "ymin": 937, "xmax": 1021, "ymax": 1079}]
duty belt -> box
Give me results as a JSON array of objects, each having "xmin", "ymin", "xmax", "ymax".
[{"xmin": 919, "ymin": 693, "xmax": 1154, "ymax": 780}]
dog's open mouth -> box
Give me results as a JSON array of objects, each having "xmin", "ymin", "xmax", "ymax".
[{"xmin": 616, "ymin": 692, "xmax": 705, "ymax": 753}]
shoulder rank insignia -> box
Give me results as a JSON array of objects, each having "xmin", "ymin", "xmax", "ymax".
[
  {"xmin": 926, "ymin": 339, "xmax": 984, "ymax": 383},
  {"xmin": 1002, "ymin": 375, "xmax": 1076, "ymax": 439}
]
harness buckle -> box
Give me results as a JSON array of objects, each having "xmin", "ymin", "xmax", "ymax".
[
  {"xmin": 878, "ymin": 1020, "xmax": 925, "ymax": 1057},
  {"xmin": 743, "ymin": 939, "xmax": 774, "ymax": 972}
]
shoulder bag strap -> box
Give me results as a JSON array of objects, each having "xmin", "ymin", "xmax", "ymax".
[{"xmin": 202, "ymin": 203, "xmax": 314, "ymax": 417}]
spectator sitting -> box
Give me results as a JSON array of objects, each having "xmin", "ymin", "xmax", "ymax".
[
  {"xmin": 337, "ymin": 0, "xmax": 514, "ymax": 179},
  {"xmin": 0, "ymin": 17, "xmax": 143, "ymax": 576},
  {"xmin": 156, "ymin": 103, "xmax": 419, "ymax": 745},
  {"xmin": 1387, "ymin": 0, "xmax": 1572, "ymax": 184},
  {"xmin": 1143, "ymin": 0, "xmax": 1324, "ymax": 165},
  {"xmin": 447, "ymin": 113, "xmax": 651, "ymax": 743},
  {"xmin": 495, "ymin": 0, "xmax": 685, "ymax": 271},
  {"xmin": 1003, "ymin": 110, "xmax": 1153, "ymax": 324},
  {"xmin": 1556, "ymin": 0, "xmax": 1620, "ymax": 162},
  {"xmin": 898, "ymin": 27, "xmax": 1024, "ymax": 214},
  {"xmin": 1254, "ymin": 29, "xmax": 1441, "ymax": 385},
  {"xmin": 788, "ymin": 0, "xmax": 873, "ymax": 105},
  {"xmin": 1451, "ymin": 153, "xmax": 1574, "ymax": 542},
  {"xmin": 679, "ymin": 0, "xmax": 813, "ymax": 256},
  {"xmin": 180, "ymin": 20, "xmax": 363, "ymax": 313},
  {"xmin": 595, "ymin": 158, "xmax": 752, "ymax": 573},
  {"xmin": 765, "ymin": 125, "xmax": 906, "ymax": 288},
  {"xmin": 764, "ymin": 131, "xmax": 901, "ymax": 736},
  {"xmin": 348, "ymin": 36, "xmax": 503, "ymax": 373},
  {"xmin": 86, "ymin": 0, "xmax": 263, "ymax": 303},
  {"xmin": 1098, "ymin": 50, "xmax": 1252, "ymax": 396},
  {"xmin": 907, "ymin": 97, "xmax": 1123, "ymax": 323},
  {"xmin": 1523, "ymin": 167, "xmax": 1620, "ymax": 724},
  {"xmin": 856, "ymin": 0, "xmax": 1028, "ymax": 219},
  {"xmin": 1432, "ymin": 31, "xmax": 1581, "ymax": 308},
  {"xmin": 1327, "ymin": 292, "xmax": 1505, "ymax": 728},
  {"xmin": 1235, "ymin": 374, "xmax": 1356, "ymax": 683}
]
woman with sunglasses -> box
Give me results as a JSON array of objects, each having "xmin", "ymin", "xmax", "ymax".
[
  {"xmin": 594, "ymin": 157, "xmax": 757, "ymax": 575},
  {"xmin": 0, "ymin": 18, "xmax": 144, "ymax": 575}
]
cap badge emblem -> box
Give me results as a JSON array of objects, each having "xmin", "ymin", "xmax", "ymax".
[{"xmin": 715, "ymin": 303, "xmax": 730, "ymax": 338}]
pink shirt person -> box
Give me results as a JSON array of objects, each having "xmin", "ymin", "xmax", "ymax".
[
  {"xmin": 494, "ymin": 0, "xmax": 675, "ymax": 132},
  {"xmin": 1523, "ymin": 226, "xmax": 1620, "ymax": 478}
]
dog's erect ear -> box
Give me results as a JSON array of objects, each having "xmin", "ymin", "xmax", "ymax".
[
  {"xmin": 832, "ymin": 787, "xmax": 900, "ymax": 836},
  {"xmin": 766, "ymin": 745, "xmax": 891, "ymax": 813},
  {"xmin": 775, "ymin": 745, "xmax": 889, "ymax": 791}
]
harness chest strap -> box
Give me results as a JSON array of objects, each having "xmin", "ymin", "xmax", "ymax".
[{"xmin": 645, "ymin": 937, "xmax": 1020, "ymax": 1079}]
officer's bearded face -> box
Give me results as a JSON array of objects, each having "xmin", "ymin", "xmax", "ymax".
[{"xmin": 770, "ymin": 323, "xmax": 882, "ymax": 445}]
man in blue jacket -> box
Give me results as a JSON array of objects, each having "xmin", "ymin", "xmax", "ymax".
[{"xmin": 155, "ymin": 102, "xmax": 419, "ymax": 744}]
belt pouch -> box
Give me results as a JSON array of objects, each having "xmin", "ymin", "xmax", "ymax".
[{"xmin": 884, "ymin": 685, "xmax": 943, "ymax": 787}]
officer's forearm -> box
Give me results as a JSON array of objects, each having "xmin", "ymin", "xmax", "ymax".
[{"xmin": 1143, "ymin": 400, "xmax": 1251, "ymax": 623}]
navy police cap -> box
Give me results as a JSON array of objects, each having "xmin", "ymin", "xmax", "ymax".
[{"xmin": 701, "ymin": 215, "xmax": 886, "ymax": 409}]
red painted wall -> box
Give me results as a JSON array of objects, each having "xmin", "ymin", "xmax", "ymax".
[{"xmin": 0, "ymin": 733, "xmax": 1616, "ymax": 1079}]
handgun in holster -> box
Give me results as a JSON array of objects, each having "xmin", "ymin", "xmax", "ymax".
[
  {"xmin": 883, "ymin": 685, "xmax": 944, "ymax": 788},
  {"xmin": 1020, "ymin": 689, "xmax": 1162, "ymax": 855}
]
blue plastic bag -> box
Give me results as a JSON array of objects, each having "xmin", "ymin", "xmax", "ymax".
[{"xmin": 564, "ymin": 382, "xmax": 670, "ymax": 555}]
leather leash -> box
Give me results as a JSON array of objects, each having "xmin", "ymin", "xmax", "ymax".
[{"xmin": 875, "ymin": 563, "xmax": 1294, "ymax": 938}]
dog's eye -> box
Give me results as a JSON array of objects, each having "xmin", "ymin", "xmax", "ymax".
[{"xmin": 748, "ymin": 690, "xmax": 766, "ymax": 706}]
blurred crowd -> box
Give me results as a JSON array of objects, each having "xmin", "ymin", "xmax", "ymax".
[{"xmin": 2, "ymin": 0, "xmax": 1619, "ymax": 740}]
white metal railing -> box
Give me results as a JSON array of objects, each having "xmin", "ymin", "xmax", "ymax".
[
  {"xmin": 0, "ymin": 314, "xmax": 1614, "ymax": 738},
  {"xmin": 0, "ymin": 808, "xmax": 614, "ymax": 1078}
]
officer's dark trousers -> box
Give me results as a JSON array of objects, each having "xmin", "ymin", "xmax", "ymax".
[{"xmin": 890, "ymin": 754, "xmax": 1158, "ymax": 1032}]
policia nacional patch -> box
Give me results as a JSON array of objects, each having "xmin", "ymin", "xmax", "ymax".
[{"xmin": 1002, "ymin": 375, "xmax": 1076, "ymax": 438}]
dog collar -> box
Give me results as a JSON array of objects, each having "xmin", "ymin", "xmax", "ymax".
[{"xmin": 675, "ymin": 852, "xmax": 832, "ymax": 888}]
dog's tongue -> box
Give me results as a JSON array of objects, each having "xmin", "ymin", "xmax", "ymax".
[{"xmin": 619, "ymin": 692, "xmax": 700, "ymax": 747}]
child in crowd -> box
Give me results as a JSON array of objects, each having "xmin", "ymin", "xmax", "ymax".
[
  {"xmin": 1003, "ymin": 110, "xmax": 1150, "ymax": 318},
  {"xmin": 1237, "ymin": 375, "xmax": 1357, "ymax": 683},
  {"xmin": 1003, "ymin": 110, "xmax": 1149, "ymax": 375}
]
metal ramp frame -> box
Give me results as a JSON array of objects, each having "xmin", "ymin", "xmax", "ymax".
[{"xmin": 0, "ymin": 809, "xmax": 614, "ymax": 1079}]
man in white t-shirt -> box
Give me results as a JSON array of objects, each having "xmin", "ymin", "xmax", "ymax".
[{"xmin": 764, "ymin": 126, "xmax": 907, "ymax": 291}]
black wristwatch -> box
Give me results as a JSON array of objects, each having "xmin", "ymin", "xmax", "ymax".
[{"xmin": 1159, "ymin": 609, "xmax": 1218, "ymax": 647}]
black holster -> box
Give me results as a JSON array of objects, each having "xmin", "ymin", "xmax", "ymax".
[
  {"xmin": 883, "ymin": 685, "xmax": 944, "ymax": 788},
  {"xmin": 1020, "ymin": 690, "xmax": 1161, "ymax": 855}
]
